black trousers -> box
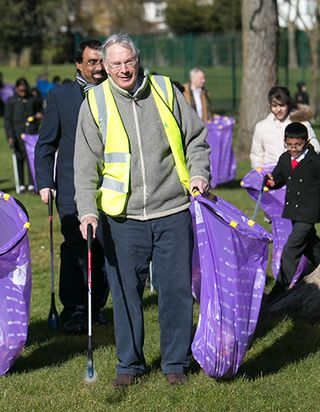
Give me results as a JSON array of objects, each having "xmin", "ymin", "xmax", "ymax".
[
  {"xmin": 57, "ymin": 203, "xmax": 109, "ymax": 320},
  {"xmin": 278, "ymin": 221, "xmax": 320, "ymax": 286}
]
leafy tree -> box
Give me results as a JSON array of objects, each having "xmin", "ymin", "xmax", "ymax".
[
  {"xmin": 166, "ymin": 0, "xmax": 210, "ymax": 34},
  {"xmin": 108, "ymin": 0, "xmax": 150, "ymax": 34},
  {"xmin": 0, "ymin": 0, "xmax": 80, "ymax": 65},
  {"xmin": 204, "ymin": 0, "xmax": 242, "ymax": 33},
  {"xmin": 0, "ymin": 0, "xmax": 29, "ymax": 56},
  {"xmin": 166, "ymin": 0, "xmax": 241, "ymax": 35}
]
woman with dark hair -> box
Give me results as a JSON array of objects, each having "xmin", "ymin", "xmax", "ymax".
[
  {"xmin": 250, "ymin": 86, "xmax": 319, "ymax": 168},
  {"xmin": 4, "ymin": 77, "xmax": 41, "ymax": 193}
]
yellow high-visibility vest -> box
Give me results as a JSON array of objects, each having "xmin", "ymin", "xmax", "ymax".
[{"xmin": 87, "ymin": 74, "xmax": 190, "ymax": 216}]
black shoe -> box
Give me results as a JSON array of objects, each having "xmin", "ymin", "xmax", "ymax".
[
  {"xmin": 62, "ymin": 311, "xmax": 85, "ymax": 334},
  {"xmin": 93, "ymin": 311, "xmax": 107, "ymax": 325}
]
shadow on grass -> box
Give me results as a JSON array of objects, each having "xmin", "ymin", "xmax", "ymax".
[
  {"xmin": 239, "ymin": 317, "xmax": 320, "ymax": 379},
  {"xmin": 142, "ymin": 291, "xmax": 158, "ymax": 308},
  {"xmin": 0, "ymin": 178, "xmax": 9, "ymax": 185},
  {"xmin": 214, "ymin": 178, "xmax": 242, "ymax": 190},
  {"xmin": 0, "ymin": 185, "xmax": 15, "ymax": 193},
  {"xmin": 10, "ymin": 308, "xmax": 115, "ymax": 374}
]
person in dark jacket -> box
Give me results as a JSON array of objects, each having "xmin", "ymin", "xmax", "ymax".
[
  {"xmin": 34, "ymin": 39, "xmax": 109, "ymax": 334},
  {"xmin": 4, "ymin": 77, "xmax": 41, "ymax": 193},
  {"xmin": 264, "ymin": 122, "xmax": 320, "ymax": 300},
  {"xmin": 294, "ymin": 81, "xmax": 309, "ymax": 105}
]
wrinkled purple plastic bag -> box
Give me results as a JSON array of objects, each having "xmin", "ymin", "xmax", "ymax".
[
  {"xmin": 207, "ymin": 115, "xmax": 237, "ymax": 188},
  {"xmin": 0, "ymin": 84, "xmax": 14, "ymax": 104},
  {"xmin": 191, "ymin": 193, "xmax": 271, "ymax": 378},
  {"xmin": 21, "ymin": 133, "xmax": 38, "ymax": 192},
  {"xmin": 0, "ymin": 192, "xmax": 31, "ymax": 375},
  {"xmin": 241, "ymin": 166, "xmax": 309, "ymax": 287}
]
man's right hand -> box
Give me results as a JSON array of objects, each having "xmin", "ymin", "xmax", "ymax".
[
  {"xmin": 80, "ymin": 216, "xmax": 98, "ymax": 240},
  {"xmin": 39, "ymin": 188, "xmax": 52, "ymax": 204}
]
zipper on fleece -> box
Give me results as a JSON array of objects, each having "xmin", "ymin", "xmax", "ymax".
[{"xmin": 132, "ymin": 99, "xmax": 148, "ymax": 218}]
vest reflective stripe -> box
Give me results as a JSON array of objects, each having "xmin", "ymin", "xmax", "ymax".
[
  {"xmin": 89, "ymin": 86, "xmax": 107, "ymax": 145},
  {"xmin": 104, "ymin": 153, "xmax": 128, "ymax": 163},
  {"xmin": 88, "ymin": 75, "xmax": 190, "ymax": 216},
  {"xmin": 101, "ymin": 176, "xmax": 125, "ymax": 193},
  {"xmin": 149, "ymin": 75, "xmax": 190, "ymax": 191},
  {"xmin": 150, "ymin": 75, "xmax": 173, "ymax": 109},
  {"xmin": 88, "ymin": 81, "xmax": 130, "ymax": 216}
]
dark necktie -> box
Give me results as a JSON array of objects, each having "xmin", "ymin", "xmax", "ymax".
[{"xmin": 291, "ymin": 159, "xmax": 299, "ymax": 169}]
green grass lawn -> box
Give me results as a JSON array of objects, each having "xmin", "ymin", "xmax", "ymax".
[
  {"xmin": 1, "ymin": 64, "xmax": 317, "ymax": 114},
  {"xmin": 1, "ymin": 107, "xmax": 320, "ymax": 411}
]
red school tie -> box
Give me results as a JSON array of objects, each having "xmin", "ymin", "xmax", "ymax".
[{"xmin": 291, "ymin": 159, "xmax": 299, "ymax": 169}]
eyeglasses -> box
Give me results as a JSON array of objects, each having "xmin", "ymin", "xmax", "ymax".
[
  {"xmin": 83, "ymin": 59, "xmax": 104, "ymax": 67},
  {"xmin": 284, "ymin": 142, "xmax": 306, "ymax": 149},
  {"xmin": 106, "ymin": 58, "xmax": 137, "ymax": 71}
]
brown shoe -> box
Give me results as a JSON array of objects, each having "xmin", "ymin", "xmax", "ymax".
[
  {"xmin": 112, "ymin": 374, "xmax": 135, "ymax": 388},
  {"xmin": 166, "ymin": 373, "xmax": 188, "ymax": 385}
]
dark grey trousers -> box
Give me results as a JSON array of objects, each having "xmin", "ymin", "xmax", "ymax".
[{"xmin": 104, "ymin": 210, "xmax": 194, "ymax": 376}]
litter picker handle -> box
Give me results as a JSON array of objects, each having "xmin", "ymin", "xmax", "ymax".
[
  {"xmin": 252, "ymin": 183, "xmax": 265, "ymax": 221},
  {"xmin": 87, "ymin": 223, "xmax": 93, "ymax": 360},
  {"xmin": 48, "ymin": 190, "xmax": 54, "ymax": 292},
  {"xmin": 87, "ymin": 223, "xmax": 93, "ymax": 250},
  {"xmin": 47, "ymin": 188, "xmax": 60, "ymax": 330},
  {"xmin": 48, "ymin": 189, "xmax": 53, "ymax": 218}
]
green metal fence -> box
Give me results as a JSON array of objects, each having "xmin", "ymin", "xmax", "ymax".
[{"xmin": 84, "ymin": 31, "xmax": 314, "ymax": 113}]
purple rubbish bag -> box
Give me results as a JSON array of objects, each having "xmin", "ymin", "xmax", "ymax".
[
  {"xmin": 21, "ymin": 133, "xmax": 39, "ymax": 192},
  {"xmin": 241, "ymin": 166, "xmax": 310, "ymax": 286},
  {"xmin": 207, "ymin": 115, "xmax": 237, "ymax": 188},
  {"xmin": 191, "ymin": 193, "xmax": 271, "ymax": 378},
  {"xmin": 0, "ymin": 84, "xmax": 14, "ymax": 104},
  {"xmin": 0, "ymin": 192, "xmax": 32, "ymax": 375}
]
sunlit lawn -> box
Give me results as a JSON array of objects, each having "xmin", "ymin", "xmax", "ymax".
[{"xmin": 1, "ymin": 85, "xmax": 320, "ymax": 411}]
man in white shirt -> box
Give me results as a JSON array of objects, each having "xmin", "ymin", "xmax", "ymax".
[{"xmin": 183, "ymin": 68, "xmax": 212, "ymax": 122}]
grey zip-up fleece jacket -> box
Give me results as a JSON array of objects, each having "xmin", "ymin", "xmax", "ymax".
[{"xmin": 74, "ymin": 71, "xmax": 210, "ymax": 221}]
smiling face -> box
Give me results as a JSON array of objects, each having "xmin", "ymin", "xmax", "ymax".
[
  {"xmin": 270, "ymin": 98, "xmax": 289, "ymax": 122},
  {"xmin": 104, "ymin": 44, "xmax": 138, "ymax": 92},
  {"xmin": 76, "ymin": 47, "xmax": 107, "ymax": 85},
  {"xmin": 284, "ymin": 137, "xmax": 307, "ymax": 158}
]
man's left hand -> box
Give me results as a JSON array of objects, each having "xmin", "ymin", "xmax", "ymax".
[{"xmin": 190, "ymin": 177, "xmax": 209, "ymax": 194}]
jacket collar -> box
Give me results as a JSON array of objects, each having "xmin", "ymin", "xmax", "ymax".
[
  {"xmin": 285, "ymin": 144, "xmax": 316, "ymax": 173},
  {"xmin": 107, "ymin": 68, "xmax": 149, "ymax": 99}
]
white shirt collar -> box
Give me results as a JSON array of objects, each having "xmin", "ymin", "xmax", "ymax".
[{"xmin": 291, "ymin": 147, "xmax": 308, "ymax": 162}]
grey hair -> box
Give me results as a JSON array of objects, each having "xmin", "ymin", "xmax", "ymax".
[
  {"xmin": 189, "ymin": 67, "xmax": 204, "ymax": 78},
  {"xmin": 101, "ymin": 33, "xmax": 140, "ymax": 61}
]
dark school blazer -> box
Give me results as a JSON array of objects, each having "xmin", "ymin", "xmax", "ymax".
[
  {"xmin": 271, "ymin": 144, "xmax": 320, "ymax": 223},
  {"xmin": 35, "ymin": 81, "xmax": 84, "ymax": 208}
]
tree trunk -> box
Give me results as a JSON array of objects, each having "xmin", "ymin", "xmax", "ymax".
[
  {"xmin": 237, "ymin": 0, "xmax": 278, "ymax": 161},
  {"xmin": 307, "ymin": 28, "xmax": 319, "ymax": 116},
  {"xmin": 261, "ymin": 265, "xmax": 320, "ymax": 320},
  {"xmin": 287, "ymin": 20, "xmax": 298, "ymax": 69}
]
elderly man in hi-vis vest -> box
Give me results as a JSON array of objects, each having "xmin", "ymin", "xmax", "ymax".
[{"xmin": 74, "ymin": 33, "xmax": 210, "ymax": 388}]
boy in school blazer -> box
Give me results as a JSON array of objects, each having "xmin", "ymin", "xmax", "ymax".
[{"xmin": 264, "ymin": 122, "xmax": 320, "ymax": 300}]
